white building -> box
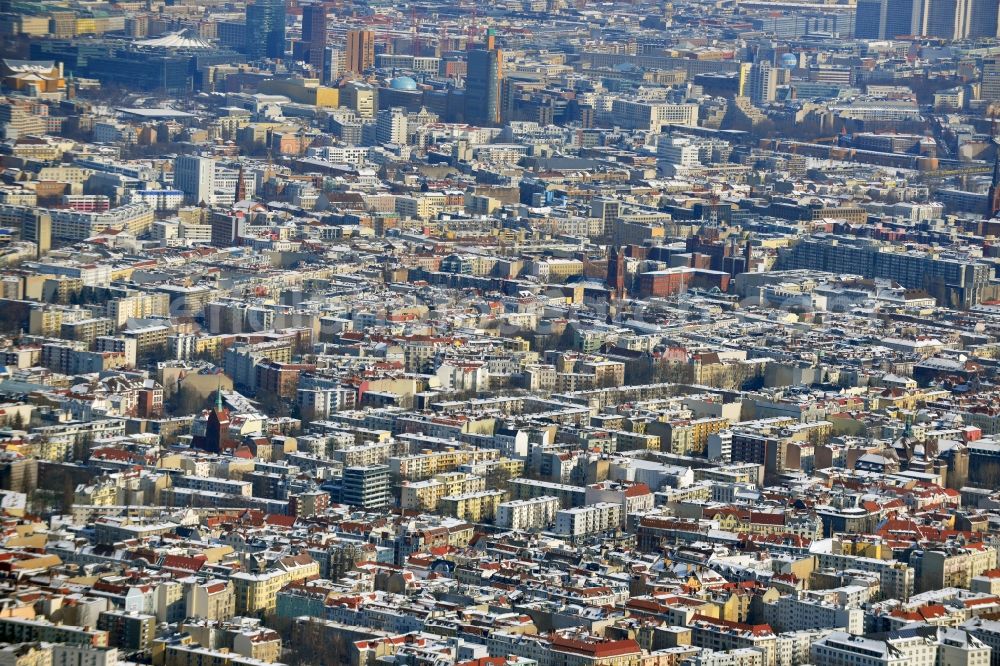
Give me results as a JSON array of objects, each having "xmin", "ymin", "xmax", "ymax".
[
  {"xmin": 762, "ymin": 594, "xmax": 864, "ymax": 635},
  {"xmin": 214, "ymin": 166, "xmax": 256, "ymax": 206},
  {"xmin": 746, "ymin": 62, "xmax": 778, "ymax": 104},
  {"xmin": 375, "ymin": 107, "xmax": 409, "ymax": 146},
  {"xmin": 496, "ymin": 496, "xmax": 560, "ymax": 531},
  {"xmin": 435, "ymin": 360, "xmax": 489, "ymax": 394},
  {"xmin": 584, "ymin": 481, "xmax": 655, "ymax": 523},
  {"xmin": 174, "ymin": 155, "xmax": 216, "ymax": 206},
  {"xmin": 658, "ymin": 137, "xmax": 701, "ymax": 169},
  {"xmin": 554, "ymin": 502, "xmax": 622, "ymax": 538},
  {"xmin": 298, "ymin": 386, "xmax": 356, "ymax": 420},
  {"xmin": 51, "ymin": 644, "xmax": 120, "ymax": 666},
  {"xmin": 132, "ymin": 189, "xmax": 184, "ymax": 211},
  {"xmin": 810, "ymin": 631, "xmax": 932, "ymax": 666},
  {"xmin": 610, "ymin": 99, "xmax": 699, "ymax": 131},
  {"xmin": 47, "ymin": 203, "xmax": 154, "ymax": 240}
]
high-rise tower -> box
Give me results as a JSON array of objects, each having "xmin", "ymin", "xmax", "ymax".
[
  {"xmin": 983, "ymin": 57, "xmax": 1000, "ymax": 103},
  {"xmin": 175, "ymin": 155, "xmax": 216, "ymax": 206},
  {"xmin": 746, "ymin": 61, "xmax": 777, "ymax": 105},
  {"xmin": 920, "ymin": 0, "xmax": 971, "ymax": 40},
  {"xmin": 855, "ymin": 0, "xmax": 922, "ymax": 38},
  {"xmin": 302, "ymin": 3, "xmax": 328, "ymax": 80},
  {"xmin": 464, "ymin": 45, "xmax": 503, "ymax": 126},
  {"xmin": 246, "ymin": 0, "xmax": 286, "ymax": 60},
  {"xmin": 967, "ymin": 0, "xmax": 999, "ymax": 38},
  {"xmin": 988, "ymin": 140, "xmax": 1000, "ymax": 220},
  {"xmin": 346, "ymin": 30, "xmax": 375, "ymax": 74}
]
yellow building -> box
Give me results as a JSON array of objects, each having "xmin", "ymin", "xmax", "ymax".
[
  {"xmin": 390, "ymin": 447, "xmax": 499, "ymax": 481},
  {"xmin": 74, "ymin": 478, "xmax": 120, "ymax": 506},
  {"xmin": 690, "ymin": 417, "xmax": 729, "ymax": 454},
  {"xmin": 0, "ymin": 60, "xmax": 66, "ymax": 96},
  {"xmin": 400, "ymin": 472, "xmax": 486, "ymax": 511},
  {"xmin": 75, "ymin": 17, "xmax": 96, "ymax": 34},
  {"xmin": 191, "ymin": 334, "xmax": 225, "ymax": 358},
  {"xmin": 163, "ymin": 642, "xmax": 269, "ymax": 666},
  {"xmin": 616, "ymin": 431, "xmax": 660, "ymax": 451},
  {"xmin": 0, "ymin": 641, "xmax": 51, "ymax": 666},
  {"xmin": 124, "ymin": 324, "xmax": 171, "ymax": 362},
  {"xmin": 258, "ymin": 78, "xmax": 339, "ymax": 107},
  {"xmin": 438, "ymin": 489, "xmax": 505, "ymax": 523},
  {"xmin": 230, "ymin": 554, "xmax": 319, "ymax": 616}
]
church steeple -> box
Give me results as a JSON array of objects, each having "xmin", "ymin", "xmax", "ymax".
[
  {"xmin": 215, "ymin": 383, "xmax": 224, "ymax": 412},
  {"xmin": 235, "ymin": 164, "xmax": 247, "ymax": 203}
]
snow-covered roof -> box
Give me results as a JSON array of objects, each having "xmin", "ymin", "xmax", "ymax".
[{"xmin": 135, "ymin": 31, "xmax": 213, "ymax": 49}]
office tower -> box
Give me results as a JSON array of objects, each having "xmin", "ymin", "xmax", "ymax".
[
  {"xmin": 967, "ymin": 0, "xmax": 999, "ymax": 37},
  {"xmin": 175, "ymin": 155, "xmax": 216, "ymax": 206},
  {"xmin": 856, "ymin": 0, "xmax": 923, "ymax": 38},
  {"xmin": 325, "ymin": 47, "xmax": 344, "ymax": 82},
  {"xmin": 885, "ymin": 0, "xmax": 923, "ymax": 37},
  {"xmin": 855, "ymin": 0, "xmax": 886, "ymax": 38},
  {"xmin": 920, "ymin": 0, "xmax": 970, "ymax": 39},
  {"xmin": 301, "ymin": 3, "xmax": 327, "ymax": 79},
  {"xmin": 345, "ymin": 29, "xmax": 374, "ymax": 74},
  {"xmin": 342, "ymin": 81, "xmax": 376, "ymax": 118},
  {"xmin": 983, "ymin": 58, "xmax": 1000, "ymax": 102},
  {"xmin": 746, "ymin": 61, "xmax": 777, "ymax": 104},
  {"xmin": 592, "ymin": 197, "xmax": 621, "ymax": 228},
  {"xmin": 341, "ymin": 465, "xmax": 390, "ymax": 510},
  {"xmin": 375, "ymin": 107, "xmax": 408, "ymax": 145},
  {"xmin": 246, "ymin": 0, "xmax": 286, "ymax": 61},
  {"xmin": 0, "ymin": 98, "xmax": 48, "ymax": 140},
  {"xmin": 988, "ymin": 147, "xmax": 1000, "ymax": 220},
  {"xmin": 465, "ymin": 47, "xmax": 504, "ymax": 126},
  {"xmin": 22, "ymin": 211, "xmax": 51, "ymax": 258},
  {"xmin": 737, "ymin": 62, "xmax": 753, "ymax": 95},
  {"xmin": 658, "ymin": 136, "xmax": 700, "ymax": 169}
]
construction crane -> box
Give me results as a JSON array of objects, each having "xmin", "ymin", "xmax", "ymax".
[
  {"xmin": 466, "ymin": 4, "xmax": 477, "ymax": 49},
  {"xmin": 438, "ymin": 21, "xmax": 448, "ymax": 55},
  {"xmin": 411, "ymin": 7, "xmax": 420, "ymax": 56},
  {"xmin": 918, "ymin": 165, "xmax": 993, "ymax": 181}
]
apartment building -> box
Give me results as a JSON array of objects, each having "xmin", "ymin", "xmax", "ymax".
[
  {"xmin": 810, "ymin": 628, "xmax": 985, "ymax": 666},
  {"xmin": 172, "ymin": 475, "xmax": 252, "ymax": 497},
  {"xmin": 400, "ymin": 472, "xmax": 486, "ymax": 511},
  {"xmin": 509, "ymin": 478, "xmax": 587, "ymax": 509},
  {"xmin": 911, "ymin": 544, "xmax": 997, "ymax": 594},
  {"xmin": 340, "ymin": 464, "xmax": 390, "ymax": 510},
  {"xmin": 555, "ymin": 503, "xmax": 623, "ymax": 539},
  {"xmin": 390, "ymin": 447, "xmax": 499, "ymax": 480},
  {"xmin": 759, "ymin": 594, "xmax": 864, "ymax": 635},
  {"xmin": 496, "ymin": 496, "xmax": 560, "ymax": 531},
  {"xmin": 439, "ymin": 489, "xmax": 505, "ymax": 523},
  {"xmin": 48, "ymin": 202, "xmax": 154, "ymax": 240},
  {"xmin": 689, "ymin": 616, "xmax": 777, "ymax": 666},
  {"xmin": 185, "ymin": 580, "xmax": 236, "ymax": 622},
  {"xmin": 610, "ymin": 99, "xmax": 698, "ymax": 131},
  {"xmin": 230, "ymin": 555, "xmax": 319, "ymax": 616}
]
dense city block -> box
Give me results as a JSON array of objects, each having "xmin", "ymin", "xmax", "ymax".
[{"xmin": 2, "ymin": 0, "xmax": 1000, "ymax": 665}]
